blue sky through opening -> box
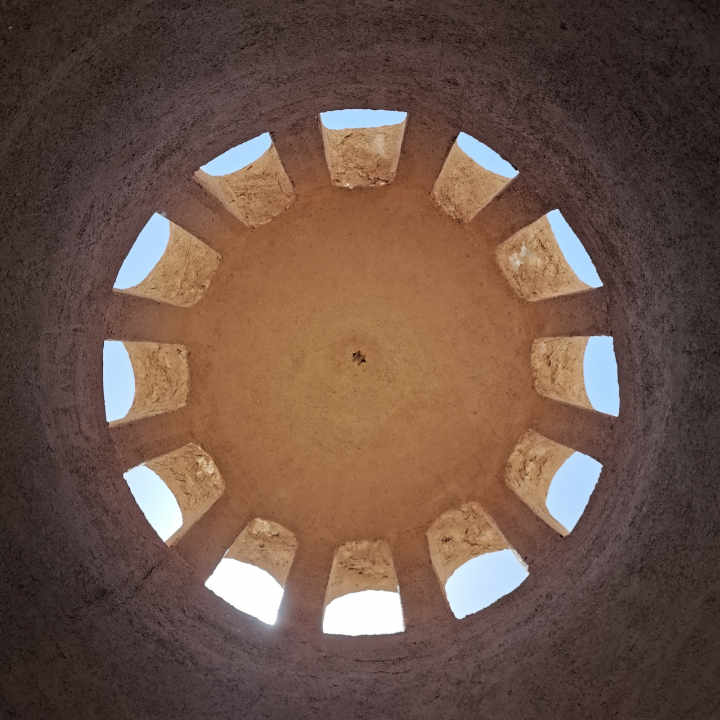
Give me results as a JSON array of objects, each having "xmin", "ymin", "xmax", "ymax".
[
  {"xmin": 114, "ymin": 213, "xmax": 170, "ymax": 290},
  {"xmin": 456, "ymin": 132, "xmax": 518, "ymax": 179},
  {"xmin": 200, "ymin": 132, "xmax": 272, "ymax": 176},
  {"xmin": 546, "ymin": 452, "xmax": 602, "ymax": 533},
  {"xmin": 584, "ymin": 336, "xmax": 620, "ymax": 415},
  {"xmin": 124, "ymin": 465, "xmax": 183, "ymax": 542},
  {"xmin": 445, "ymin": 549, "xmax": 529, "ymax": 619},
  {"xmin": 320, "ymin": 109, "xmax": 407, "ymax": 130},
  {"xmin": 547, "ymin": 210, "xmax": 602, "ymax": 287},
  {"xmin": 103, "ymin": 341, "xmax": 134, "ymax": 421},
  {"xmin": 104, "ymin": 151, "xmax": 619, "ymax": 632}
]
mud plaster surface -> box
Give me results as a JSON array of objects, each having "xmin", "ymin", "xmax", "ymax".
[
  {"xmin": 322, "ymin": 121, "xmax": 406, "ymax": 188},
  {"xmin": 194, "ymin": 144, "xmax": 294, "ymax": 227},
  {"xmin": 496, "ymin": 215, "xmax": 591, "ymax": 301},
  {"xmin": 324, "ymin": 540, "xmax": 399, "ymax": 606},
  {"xmin": 114, "ymin": 342, "xmax": 189, "ymax": 425},
  {"xmin": 144, "ymin": 443, "xmax": 224, "ymax": 544},
  {"xmin": 531, "ymin": 336, "xmax": 592, "ymax": 409},
  {"xmin": 504, "ymin": 430, "xmax": 575, "ymax": 536},
  {"xmin": 226, "ymin": 518, "xmax": 298, "ymax": 587},
  {"xmin": 4, "ymin": 2, "xmax": 719, "ymax": 717},
  {"xmin": 426, "ymin": 502, "xmax": 511, "ymax": 588},
  {"xmin": 116, "ymin": 223, "xmax": 221, "ymax": 307},
  {"xmin": 432, "ymin": 142, "xmax": 509, "ymax": 222}
]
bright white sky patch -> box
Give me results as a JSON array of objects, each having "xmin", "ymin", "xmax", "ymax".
[
  {"xmin": 114, "ymin": 213, "xmax": 170, "ymax": 290},
  {"xmin": 546, "ymin": 452, "xmax": 602, "ymax": 533},
  {"xmin": 320, "ymin": 109, "xmax": 407, "ymax": 130},
  {"xmin": 445, "ymin": 549, "xmax": 529, "ymax": 619},
  {"xmin": 584, "ymin": 336, "xmax": 620, "ymax": 415},
  {"xmin": 200, "ymin": 132, "xmax": 272, "ymax": 176},
  {"xmin": 103, "ymin": 340, "xmax": 134, "ymax": 422},
  {"xmin": 547, "ymin": 209, "xmax": 602, "ymax": 287},
  {"xmin": 124, "ymin": 465, "xmax": 183, "ymax": 541},
  {"xmin": 323, "ymin": 590, "xmax": 405, "ymax": 636},
  {"xmin": 456, "ymin": 131, "xmax": 518, "ymax": 179},
  {"xmin": 205, "ymin": 559, "xmax": 284, "ymax": 625}
]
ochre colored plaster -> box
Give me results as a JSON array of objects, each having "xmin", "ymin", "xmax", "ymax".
[
  {"xmin": 113, "ymin": 342, "xmax": 189, "ymax": 425},
  {"xmin": 504, "ymin": 430, "xmax": 575, "ymax": 535},
  {"xmin": 144, "ymin": 443, "xmax": 224, "ymax": 544},
  {"xmin": 321, "ymin": 120, "xmax": 407, "ymax": 188},
  {"xmin": 324, "ymin": 540, "xmax": 399, "ymax": 607},
  {"xmin": 496, "ymin": 214, "xmax": 590, "ymax": 301},
  {"xmin": 426, "ymin": 502, "xmax": 512, "ymax": 589},
  {"xmin": 531, "ymin": 336, "xmax": 592, "ymax": 410},
  {"xmin": 226, "ymin": 518, "xmax": 298, "ymax": 587},
  {"xmin": 194, "ymin": 144, "xmax": 294, "ymax": 227},
  {"xmin": 116, "ymin": 222, "xmax": 221, "ymax": 307},
  {"xmin": 432, "ymin": 142, "xmax": 509, "ymax": 222}
]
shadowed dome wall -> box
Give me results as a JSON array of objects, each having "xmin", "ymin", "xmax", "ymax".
[{"xmin": 1, "ymin": 1, "xmax": 719, "ymax": 718}]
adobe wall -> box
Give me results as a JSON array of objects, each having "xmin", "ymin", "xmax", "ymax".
[{"xmin": 1, "ymin": 2, "xmax": 718, "ymax": 718}]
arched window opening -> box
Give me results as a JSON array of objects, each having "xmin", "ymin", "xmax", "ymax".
[
  {"xmin": 496, "ymin": 210, "xmax": 602, "ymax": 301},
  {"xmin": 455, "ymin": 131, "xmax": 518, "ymax": 179},
  {"xmin": 205, "ymin": 519, "xmax": 296, "ymax": 625},
  {"xmin": 322, "ymin": 589, "xmax": 405, "ymax": 636},
  {"xmin": 427, "ymin": 502, "xmax": 526, "ymax": 619},
  {"xmin": 433, "ymin": 132, "xmax": 517, "ymax": 223},
  {"xmin": 584, "ymin": 335, "xmax": 620, "ymax": 416},
  {"xmin": 194, "ymin": 133, "xmax": 294, "ymax": 227},
  {"xmin": 114, "ymin": 213, "xmax": 170, "ymax": 290},
  {"xmin": 205, "ymin": 559, "xmax": 284, "ymax": 625},
  {"xmin": 505, "ymin": 429, "xmax": 600, "ymax": 536},
  {"xmin": 138, "ymin": 443, "xmax": 225, "ymax": 544},
  {"xmin": 319, "ymin": 109, "xmax": 407, "ymax": 130},
  {"xmin": 323, "ymin": 539, "xmax": 404, "ymax": 636},
  {"xmin": 546, "ymin": 210, "xmax": 602, "ymax": 288},
  {"xmin": 199, "ymin": 132, "xmax": 273, "ymax": 176},
  {"xmin": 445, "ymin": 549, "xmax": 529, "ymax": 619},
  {"xmin": 113, "ymin": 214, "xmax": 221, "ymax": 308},
  {"xmin": 103, "ymin": 340, "xmax": 135, "ymax": 422},
  {"xmin": 124, "ymin": 465, "xmax": 183, "ymax": 542},
  {"xmin": 105, "ymin": 341, "xmax": 189, "ymax": 425},
  {"xmin": 319, "ymin": 109, "xmax": 408, "ymax": 189},
  {"xmin": 531, "ymin": 336, "xmax": 619, "ymax": 415},
  {"xmin": 546, "ymin": 452, "xmax": 603, "ymax": 533}
]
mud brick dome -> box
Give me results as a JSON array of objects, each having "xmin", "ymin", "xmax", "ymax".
[{"xmin": 1, "ymin": 2, "xmax": 719, "ymax": 718}]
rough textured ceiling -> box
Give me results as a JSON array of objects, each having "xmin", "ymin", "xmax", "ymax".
[{"xmin": 1, "ymin": 1, "xmax": 718, "ymax": 718}]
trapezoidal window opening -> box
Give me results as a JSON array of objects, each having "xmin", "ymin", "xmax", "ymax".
[
  {"xmin": 114, "ymin": 213, "xmax": 221, "ymax": 308},
  {"xmin": 126, "ymin": 443, "xmax": 225, "ymax": 544},
  {"xmin": 322, "ymin": 540, "xmax": 404, "ymax": 636},
  {"xmin": 504, "ymin": 429, "xmax": 602, "ymax": 536},
  {"xmin": 433, "ymin": 131, "xmax": 518, "ymax": 223},
  {"xmin": 496, "ymin": 210, "xmax": 602, "ymax": 301},
  {"xmin": 194, "ymin": 132, "xmax": 294, "ymax": 227},
  {"xmin": 531, "ymin": 336, "xmax": 620, "ymax": 416},
  {"xmin": 123, "ymin": 444, "xmax": 225, "ymax": 544},
  {"xmin": 104, "ymin": 340, "xmax": 189, "ymax": 426},
  {"xmin": 205, "ymin": 519, "xmax": 297, "ymax": 625},
  {"xmin": 426, "ymin": 502, "xmax": 528, "ymax": 619},
  {"xmin": 114, "ymin": 213, "xmax": 169, "ymax": 291},
  {"xmin": 319, "ymin": 109, "xmax": 408, "ymax": 189}
]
